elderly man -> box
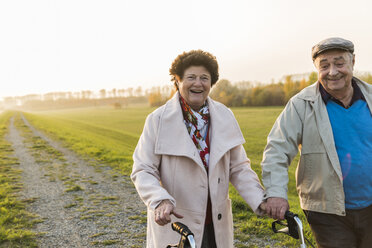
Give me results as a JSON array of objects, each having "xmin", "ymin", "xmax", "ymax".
[{"xmin": 261, "ymin": 37, "xmax": 372, "ymax": 248}]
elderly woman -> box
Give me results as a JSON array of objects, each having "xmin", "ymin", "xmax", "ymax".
[{"xmin": 131, "ymin": 50, "xmax": 265, "ymax": 248}]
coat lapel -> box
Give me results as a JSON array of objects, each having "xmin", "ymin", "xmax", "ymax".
[
  {"xmin": 155, "ymin": 93, "xmax": 205, "ymax": 171},
  {"xmin": 309, "ymin": 84, "xmax": 343, "ymax": 180},
  {"xmin": 208, "ymin": 98, "xmax": 245, "ymax": 173}
]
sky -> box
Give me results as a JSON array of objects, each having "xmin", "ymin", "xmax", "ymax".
[{"xmin": 1, "ymin": 0, "xmax": 372, "ymax": 99}]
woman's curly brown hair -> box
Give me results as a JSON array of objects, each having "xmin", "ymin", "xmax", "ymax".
[{"xmin": 169, "ymin": 50, "xmax": 219, "ymax": 89}]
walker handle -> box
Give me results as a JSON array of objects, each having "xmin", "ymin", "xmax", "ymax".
[
  {"xmin": 171, "ymin": 222, "xmax": 194, "ymax": 237},
  {"xmin": 272, "ymin": 211, "xmax": 299, "ymax": 239}
]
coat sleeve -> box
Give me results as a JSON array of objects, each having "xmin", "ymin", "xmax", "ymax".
[
  {"xmin": 131, "ymin": 112, "xmax": 176, "ymax": 210},
  {"xmin": 261, "ymin": 98, "xmax": 304, "ymax": 200},
  {"xmin": 229, "ymin": 144, "xmax": 265, "ymax": 215}
]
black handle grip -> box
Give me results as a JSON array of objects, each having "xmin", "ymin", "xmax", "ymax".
[
  {"xmin": 284, "ymin": 210, "xmax": 298, "ymax": 219},
  {"xmin": 271, "ymin": 211, "xmax": 299, "ymax": 239},
  {"xmin": 171, "ymin": 222, "xmax": 194, "ymax": 237},
  {"xmin": 284, "ymin": 211, "xmax": 299, "ymax": 239}
]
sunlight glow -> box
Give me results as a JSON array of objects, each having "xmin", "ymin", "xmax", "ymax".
[{"xmin": 0, "ymin": 0, "xmax": 371, "ymax": 99}]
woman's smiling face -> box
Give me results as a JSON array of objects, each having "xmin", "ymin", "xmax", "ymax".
[{"xmin": 178, "ymin": 66, "xmax": 211, "ymax": 111}]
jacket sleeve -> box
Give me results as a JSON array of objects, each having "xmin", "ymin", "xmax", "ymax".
[
  {"xmin": 229, "ymin": 144, "xmax": 265, "ymax": 215},
  {"xmin": 261, "ymin": 99, "xmax": 303, "ymax": 200},
  {"xmin": 130, "ymin": 112, "xmax": 176, "ymax": 210}
]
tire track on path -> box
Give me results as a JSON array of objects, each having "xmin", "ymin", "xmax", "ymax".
[{"xmin": 6, "ymin": 114, "xmax": 146, "ymax": 247}]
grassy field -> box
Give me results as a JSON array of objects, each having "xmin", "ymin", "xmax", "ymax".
[
  {"xmin": 22, "ymin": 106, "xmax": 315, "ymax": 247},
  {"xmin": 23, "ymin": 106, "xmax": 153, "ymax": 175}
]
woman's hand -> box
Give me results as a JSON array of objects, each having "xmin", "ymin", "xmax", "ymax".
[{"xmin": 154, "ymin": 199, "xmax": 184, "ymax": 226}]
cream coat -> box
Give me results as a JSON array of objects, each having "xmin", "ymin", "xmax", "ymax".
[
  {"xmin": 262, "ymin": 78, "xmax": 372, "ymax": 216},
  {"xmin": 131, "ymin": 92, "xmax": 264, "ymax": 248}
]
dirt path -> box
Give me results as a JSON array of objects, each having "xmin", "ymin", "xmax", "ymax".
[{"xmin": 6, "ymin": 114, "xmax": 147, "ymax": 247}]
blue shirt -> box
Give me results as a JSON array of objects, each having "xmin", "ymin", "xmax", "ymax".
[{"xmin": 326, "ymin": 100, "xmax": 372, "ymax": 209}]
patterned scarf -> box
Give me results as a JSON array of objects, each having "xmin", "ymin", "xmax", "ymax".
[{"xmin": 179, "ymin": 95, "xmax": 210, "ymax": 169}]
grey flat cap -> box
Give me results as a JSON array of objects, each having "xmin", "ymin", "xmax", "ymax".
[{"xmin": 312, "ymin": 37, "xmax": 354, "ymax": 60}]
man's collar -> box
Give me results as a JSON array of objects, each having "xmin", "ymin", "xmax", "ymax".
[{"xmin": 319, "ymin": 79, "xmax": 365, "ymax": 108}]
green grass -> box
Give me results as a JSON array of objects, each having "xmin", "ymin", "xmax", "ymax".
[
  {"xmin": 23, "ymin": 106, "xmax": 152, "ymax": 175},
  {"xmin": 22, "ymin": 106, "xmax": 315, "ymax": 247},
  {"xmin": 0, "ymin": 112, "xmax": 38, "ymax": 247}
]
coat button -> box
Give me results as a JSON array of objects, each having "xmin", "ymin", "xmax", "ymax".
[{"xmin": 218, "ymin": 214, "xmax": 222, "ymax": 220}]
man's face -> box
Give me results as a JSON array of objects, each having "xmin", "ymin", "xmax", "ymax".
[{"xmin": 314, "ymin": 50, "xmax": 355, "ymax": 95}]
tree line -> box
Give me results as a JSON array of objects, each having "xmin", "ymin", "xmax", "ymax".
[
  {"xmin": 209, "ymin": 72, "xmax": 318, "ymax": 107},
  {"xmin": 2, "ymin": 71, "xmax": 371, "ymax": 110},
  {"xmin": 149, "ymin": 71, "xmax": 372, "ymax": 107}
]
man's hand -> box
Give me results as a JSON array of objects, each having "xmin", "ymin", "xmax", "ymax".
[
  {"xmin": 154, "ymin": 199, "xmax": 184, "ymax": 226},
  {"xmin": 259, "ymin": 201, "xmax": 267, "ymax": 211},
  {"xmin": 265, "ymin": 197, "xmax": 289, "ymax": 220}
]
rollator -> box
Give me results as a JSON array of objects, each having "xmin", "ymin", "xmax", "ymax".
[{"xmin": 167, "ymin": 210, "xmax": 315, "ymax": 248}]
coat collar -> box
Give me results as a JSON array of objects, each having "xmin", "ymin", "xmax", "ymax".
[
  {"xmin": 297, "ymin": 77, "xmax": 372, "ymax": 106},
  {"xmin": 296, "ymin": 81, "xmax": 319, "ymax": 102},
  {"xmin": 155, "ymin": 92, "xmax": 245, "ymax": 172},
  {"xmin": 354, "ymin": 77, "xmax": 372, "ymax": 115}
]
